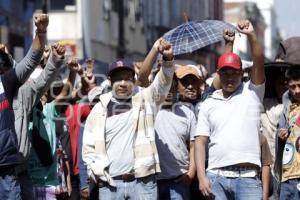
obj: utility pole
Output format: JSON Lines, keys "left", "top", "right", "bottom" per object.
{"left": 117, "top": 0, "right": 125, "bottom": 58}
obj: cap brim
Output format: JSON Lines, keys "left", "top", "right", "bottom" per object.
{"left": 108, "top": 66, "right": 135, "bottom": 77}
{"left": 264, "top": 62, "right": 293, "bottom": 68}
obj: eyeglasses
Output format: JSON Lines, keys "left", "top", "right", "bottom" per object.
{"left": 179, "top": 77, "right": 202, "bottom": 87}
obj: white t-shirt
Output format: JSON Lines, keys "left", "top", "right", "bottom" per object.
{"left": 105, "top": 109, "right": 136, "bottom": 177}
{"left": 155, "top": 103, "right": 196, "bottom": 179}
{"left": 196, "top": 81, "right": 265, "bottom": 170}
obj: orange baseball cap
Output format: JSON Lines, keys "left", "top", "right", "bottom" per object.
{"left": 175, "top": 65, "right": 201, "bottom": 80}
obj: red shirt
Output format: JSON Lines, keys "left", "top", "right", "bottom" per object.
{"left": 65, "top": 103, "right": 91, "bottom": 175}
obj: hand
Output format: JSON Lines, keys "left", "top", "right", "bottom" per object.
{"left": 278, "top": 128, "right": 289, "bottom": 140}
{"left": 0, "top": 44, "right": 9, "bottom": 54}
{"left": 237, "top": 19, "right": 254, "bottom": 35}
{"left": 80, "top": 188, "right": 89, "bottom": 199}
{"left": 177, "top": 173, "right": 193, "bottom": 186}
{"left": 67, "top": 57, "right": 81, "bottom": 72}
{"left": 223, "top": 29, "right": 235, "bottom": 43}
{"left": 156, "top": 39, "right": 173, "bottom": 61}
{"left": 51, "top": 43, "right": 65, "bottom": 59}
{"left": 199, "top": 175, "right": 214, "bottom": 198}
{"left": 85, "top": 58, "right": 94, "bottom": 75}
{"left": 67, "top": 184, "right": 72, "bottom": 197}
{"left": 153, "top": 38, "right": 164, "bottom": 53}
{"left": 34, "top": 13, "right": 49, "bottom": 33}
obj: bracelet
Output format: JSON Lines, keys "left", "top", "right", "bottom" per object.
{"left": 35, "top": 30, "right": 47, "bottom": 35}
{"left": 162, "top": 55, "right": 174, "bottom": 61}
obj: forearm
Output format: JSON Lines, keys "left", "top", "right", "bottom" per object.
{"left": 14, "top": 46, "right": 44, "bottom": 83}
{"left": 248, "top": 33, "right": 265, "bottom": 84}
{"left": 32, "top": 31, "right": 47, "bottom": 50}
{"left": 262, "top": 166, "right": 270, "bottom": 200}
{"left": 55, "top": 70, "right": 77, "bottom": 102}
{"left": 195, "top": 137, "right": 208, "bottom": 180}
{"left": 224, "top": 42, "right": 234, "bottom": 53}
{"left": 149, "top": 60, "right": 174, "bottom": 104}
{"left": 188, "top": 142, "right": 196, "bottom": 178}
{"left": 33, "top": 54, "right": 64, "bottom": 103}
{"left": 138, "top": 47, "right": 159, "bottom": 87}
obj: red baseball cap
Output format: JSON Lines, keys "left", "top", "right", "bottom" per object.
{"left": 217, "top": 52, "right": 242, "bottom": 70}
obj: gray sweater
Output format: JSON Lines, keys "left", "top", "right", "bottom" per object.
{"left": 13, "top": 53, "right": 64, "bottom": 172}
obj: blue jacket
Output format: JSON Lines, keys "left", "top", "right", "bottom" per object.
{"left": 0, "top": 47, "right": 43, "bottom": 167}
{"left": 0, "top": 79, "right": 18, "bottom": 166}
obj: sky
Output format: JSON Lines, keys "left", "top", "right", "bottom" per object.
{"left": 275, "top": 0, "right": 300, "bottom": 39}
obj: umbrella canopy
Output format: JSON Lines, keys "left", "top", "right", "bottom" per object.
{"left": 163, "top": 20, "right": 236, "bottom": 55}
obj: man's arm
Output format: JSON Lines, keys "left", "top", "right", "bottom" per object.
{"left": 224, "top": 29, "right": 235, "bottom": 53}
{"left": 211, "top": 29, "right": 236, "bottom": 90}
{"left": 13, "top": 14, "right": 49, "bottom": 83}
{"left": 31, "top": 43, "right": 65, "bottom": 106}
{"left": 54, "top": 58, "right": 79, "bottom": 103}
{"left": 145, "top": 39, "right": 174, "bottom": 106}
{"left": 195, "top": 136, "right": 213, "bottom": 197}
{"left": 262, "top": 165, "right": 271, "bottom": 200}
{"left": 237, "top": 20, "right": 265, "bottom": 85}
{"left": 136, "top": 38, "right": 164, "bottom": 87}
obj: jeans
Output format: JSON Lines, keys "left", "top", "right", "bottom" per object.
{"left": 207, "top": 172, "right": 262, "bottom": 200}
{"left": 157, "top": 178, "right": 190, "bottom": 200}
{"left": 0, "top": 168, "right": 21, "bottom": 200}
{"left": 18, "top": 169, "right": 34, "bottom": 200}
{"left": 98, "top": 175, "right": 157, "bottom": 200}
{"left": 280, "top": 178, "right": 300, "bottom": 200}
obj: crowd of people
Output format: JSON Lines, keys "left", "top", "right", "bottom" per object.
{"left": 0, "top": 13, "right": 300, "bottom": 200}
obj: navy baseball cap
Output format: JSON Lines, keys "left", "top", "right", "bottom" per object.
{"left": 108, "top": 60, "right": 135, "bottom": 77}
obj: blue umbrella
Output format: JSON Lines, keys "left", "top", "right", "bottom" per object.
{"left": 163, "top": 20, "right": 236, "bottom": 55}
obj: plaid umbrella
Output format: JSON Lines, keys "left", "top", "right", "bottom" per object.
{"left": 163, "top": 20, "right": 236, "bottom": 55}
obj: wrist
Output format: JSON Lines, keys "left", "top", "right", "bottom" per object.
{"left": 162, "top": 55, "right": 174, "bottom": 61}
{"left": 152, "top": 46, "right": 159, "bottom": 53}
{"left": 35, "top": 29, "right": 47, "bottom": 36}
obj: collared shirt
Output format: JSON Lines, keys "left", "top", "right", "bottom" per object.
{"left": 196, "top": 81, "right": 265, "bottom": 170}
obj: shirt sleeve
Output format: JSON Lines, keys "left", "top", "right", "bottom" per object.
{"left": 248, "top": 81, "right": 265, "bottom": 102}
{"left": 195, "top": 103, "right": 210, "bottom": 137}
{"left": 189, "top": 110, "right": 197, "bottom": 141}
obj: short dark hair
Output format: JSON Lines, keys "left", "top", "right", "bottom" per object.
{"left": 0, "top": 51, "right": 13, "bottom": 69}
{"left": 285, "top": 64, "right": 300, "bottom": 82}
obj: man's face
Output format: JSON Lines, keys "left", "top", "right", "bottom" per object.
{"left": 288, "top": 79, "right": 300, "bottom": 102}
{"left": 110, "top": 69, "right": 135, "bottom": 99}
{"left": 218, "top": 67, "right": 243, "bottom": 94}
{"left": 177, "top": 74, "right": 201, "bottom": 101}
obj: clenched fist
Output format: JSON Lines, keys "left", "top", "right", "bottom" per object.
{"left": 52, "top": 43, "right": 65, "bottom": 59}
{"left": 67, "top": 57, "right": 81, "bottom": 72}
{"left": 155, "top": 38, "right": 173, "bottom": 61}
{"left": 34, "top": 13, "right": 49, "bottom": 33}
{"left": 237, "top": 19, "right": 254, "bottom": 35}
{"left": 223, "top": 29, "right": 235, "bottom": 43}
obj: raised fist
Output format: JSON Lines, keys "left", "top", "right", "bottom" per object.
{"left": 237, "top": 19, "right": 254, "bottom": 35}
{"left": 51, "top": 43, "right": 65, "bottom": 59}
{"left": 84, "top": 58, "right": 94, "bottom": 75}
{"left": 34, "top": 13, "right": 49, "bottom": 33}
{"left": 155, "top": 38, "right": 173, "bottom": 61}
{"left": 223, "top": 29, "right": 235, "bottom": 43}
{"left": 67, "top": 57, "right": 81, "bottom": 72}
